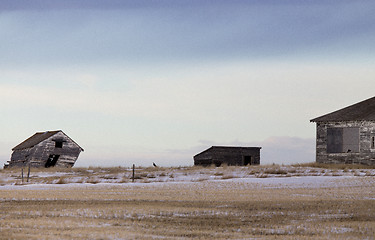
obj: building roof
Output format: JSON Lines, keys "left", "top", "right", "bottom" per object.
{"left": 194, "top": 146, "right": 261, "bottom": 157}
{"left": 310, "top": 96, "right": 375, "bottom": 123}
{"left": 12, "top": 130, "right": 84, "bottom": 151}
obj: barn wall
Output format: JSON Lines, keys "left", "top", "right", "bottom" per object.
{"left": 193, "top": 150, "right": 213, "bottom": 166}
{"left": 8, "top": 131, "right": 82, "bottom": 168}
{"left": 9, "top": 148, "right": 36, "bottom": 167}
{"left": 30, "top": 132, "right": 82, "bottom": 168}
{"left": 316, "top": 121, "right": 375, "bottom": 165}
{"left": 194, "top": 147, "right": 261, "bottom": 166}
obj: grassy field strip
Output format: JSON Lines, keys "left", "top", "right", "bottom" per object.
{"left": 1, "top": 164, "right": 375, "bottom": 186}
{"left": 1, "top": 173, "right": 375, "bottom": 239}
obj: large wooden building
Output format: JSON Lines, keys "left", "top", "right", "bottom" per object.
{"left": 194, "top": 146, "right": 261, "bottom": 167}
{"left": 6, "top": 130, "right": 84, "bottom": 168}
{"left": 310, "top": 96, "right": 375, "bottom": 165}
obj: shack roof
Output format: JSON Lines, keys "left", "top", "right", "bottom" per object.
{"left": 12, "top": 130, "right": 84, "bottom": 151}
{"left": 194, "top": 146, "right": 261, "bottom": 157}
{"left": 310, "top": 96, "right": 375, "bottom": 123}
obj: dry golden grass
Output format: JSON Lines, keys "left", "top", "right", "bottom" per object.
{"left": 293, "top": 162, "right": 375, "bottom": 169}
{"left": 1, "top": 163, "right": 375, "bottom": 185}
{"left": 1, "top": 176, "right": 375, "bottom": 239}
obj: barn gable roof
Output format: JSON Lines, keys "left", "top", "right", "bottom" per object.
{"left": 12, "top": 130, "right": 84, "bottom": 151}
{"left": 194, "top": 146, "right": 261, "bottom": 157}
{"left": 310, "top": 96, "right": 375, "bottom": 123}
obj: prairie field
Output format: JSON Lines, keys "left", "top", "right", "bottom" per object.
{"left": 1, "top": 164, "right": 375, "bottom": 239}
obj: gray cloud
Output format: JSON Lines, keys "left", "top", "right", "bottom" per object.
{"left": 1, "top": 1, "right": 374, "bottom": 68}
{"left": 0, "top": 0, "right": 161, "bottom": 11}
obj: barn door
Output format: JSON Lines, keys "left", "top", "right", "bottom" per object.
{"left": 243, "top": 156, "right": 252, "bottom": 165}
{"left": 45, "top": 154, "right": 60, "bottom": 168}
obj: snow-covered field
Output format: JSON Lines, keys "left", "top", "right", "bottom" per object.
{"left": 1, "top": 165, "right": 375, "bottom": 239}
{"left": 1, "top": 175, "right": 373, "bottom": 191}
{"left": 1, "top": 164, "right": 375, "bottom": 186}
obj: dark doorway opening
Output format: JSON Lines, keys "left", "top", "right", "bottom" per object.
{"left": 45, "top": 154, "right": 60, "bottom": 168}
{"left": 243, "top": 156, "right": 252, "bottom": 165}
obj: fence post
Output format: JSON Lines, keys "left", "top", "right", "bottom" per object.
{"left": 21, "top": 168, "right": 24, "bottom": 184}
{"left": 132, "top": 164, "right": 135, "bottom": 182}
{"left": 27, "top": 164, "right": 31, "bottom": 183}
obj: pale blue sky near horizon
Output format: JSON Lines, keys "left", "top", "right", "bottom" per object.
{"left": 1, "top": 0, "right": 374, "bottom": 167}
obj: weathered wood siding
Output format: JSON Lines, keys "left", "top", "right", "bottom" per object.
{"left": 9, "top": 131, "right": 82, "bottom": 168}
{"left": 193, "top": 150, "right": 214, "bottom": 166}
{"left": 316, "top": 121, "right": 375, "bottom": 165}
{"left": 8, "top": 148, "right": 37, "bottom": 168}
{"left": 194, "top": 147, "right": 261, "bottom": 166}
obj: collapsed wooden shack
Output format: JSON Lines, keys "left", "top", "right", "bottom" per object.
{"left": 194, "top": 146, "right": 261, "bottom": 167}
{"left": 6, "top": 130, "right": 84, "bottom": 168}
{"left": 310, "top": 96, "right": 375, "bottom": 165}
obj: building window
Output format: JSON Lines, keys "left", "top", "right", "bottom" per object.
{"left": 327, "top": 127, "right": 359, "bottom": 153}
{"left": 371, "top": 136, "right": 375, "bottom": 149}
{"left": 55, "top": 141, "right": 63, "bottom": 148}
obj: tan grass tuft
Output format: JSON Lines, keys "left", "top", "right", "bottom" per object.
{"left": 56, "top": 176, "right": 67, "bottom": 184}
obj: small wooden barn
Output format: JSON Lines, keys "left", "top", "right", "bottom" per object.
{"left": 6, "top": 130, "right": 84, "bottom": 168}
{"left": 310, "top": 96, "right": 375, "bottom": 165}
{"left": 194, "top": 146, "right": 261, "bottom": 167}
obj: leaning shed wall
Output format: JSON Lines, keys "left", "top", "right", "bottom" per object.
{"left": 28, "top": 132, "right": 82, "bottom": 168}
{"left": 9, "top": 131, "right": 83, "bottom": 168}
{"left": 316, "top": 121, "right": 375, "bottom": 165}
{"left": 8, "top": 148, "right": 37, "bottom": 168}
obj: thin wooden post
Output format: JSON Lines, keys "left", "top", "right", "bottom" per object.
{"left": 21, "top": 168, "right": 24, "bottom": 184}
{"left": 27, "top": 165, "right": 31, "bottom": 183}
{"left": 132, "top": 164, "right": 135, "bottom": 182}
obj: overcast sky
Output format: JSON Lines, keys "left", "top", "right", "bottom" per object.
{"left": 1, "top": 0, "right": 374, "bottom": 167}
